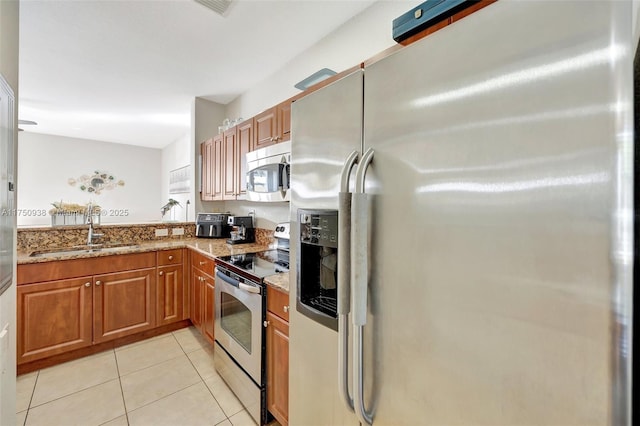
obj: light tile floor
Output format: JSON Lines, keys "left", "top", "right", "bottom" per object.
{"left": 16, "top": 327, "right": 258, "bottom": 426}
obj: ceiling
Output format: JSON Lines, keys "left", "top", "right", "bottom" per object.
{"left": 19, "top": 0, "right": 376, "bottom": 149}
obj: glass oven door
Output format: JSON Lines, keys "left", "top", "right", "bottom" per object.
{"left": 214, "top": 267, "right": 263, "bottom": 385}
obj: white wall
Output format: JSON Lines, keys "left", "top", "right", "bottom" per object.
{"left": 225, "top": 0, "right": 422, "bottom": 119}
{"left": 161, "top": 132, "right": 194, "bottom": 222}
{"left": 0, "top": 0, "right": 18, "bottom": 424}
{"left": 17, "top": 132, "right": 162, "bottom": 226}
{"left": 215, "top": 1, "right": 422, "bottom": 229}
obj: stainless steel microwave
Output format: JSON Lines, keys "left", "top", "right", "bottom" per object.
{"left": 246, "top": 141, "right": 291, "bottom": 202}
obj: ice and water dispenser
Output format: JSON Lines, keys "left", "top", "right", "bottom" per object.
{"left": 296, "top": 209, "right": 339, "bottom": 331}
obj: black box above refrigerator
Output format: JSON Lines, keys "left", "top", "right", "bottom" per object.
{"left": 392, "top": 0, "right": 476, "bottom": 43}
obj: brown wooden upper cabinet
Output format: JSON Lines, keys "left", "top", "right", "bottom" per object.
{"left": 236, "top": 118, "right": 253, "bottom": 199}
{"left": 201, "top": 138, "right": 214, "bottom": 201}
{"left": 254, "top": 107, "right": 277, "bottom": 149}
{"left": 254, "top": 101, "right": 291, "bottom": 149}
{"left": 200, "top": 135, "right": 223, "bottom": 201}
{"left": 212, "top": 134, "right": 224, "bottom": 200}
{"left": 276, "top": 100, "right": 291, "bottom": 143}
{"left": 223, "top": 126, "right": 237, "bottom": 200}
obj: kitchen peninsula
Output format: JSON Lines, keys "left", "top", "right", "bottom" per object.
{"left": 15, "top": 222, "right": 289, "bottom": 376}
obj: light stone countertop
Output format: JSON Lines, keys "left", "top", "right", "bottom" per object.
{"left": 17, "top": 238, "right": 270, "bottom": 265}
{"left": 18, "top": 237, "right": 290, "bottom": 294}
{"left": 264, "top": 272, "right": 290, "bottom": 293}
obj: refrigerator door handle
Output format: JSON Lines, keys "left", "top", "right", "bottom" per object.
{"left": 338, "top": 150, "right": 358, "bottom": 412}
{"left": 352, "top": 148, "right": 374, "bottom": 425}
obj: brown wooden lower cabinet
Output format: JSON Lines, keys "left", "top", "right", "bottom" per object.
{"left": 202, "top": 273, "right": 215, "bottom": 343}
{"left": 16, "top": 250, "right": 188, "bottom": 366}
{"left": 266, "top": 311, "right": 289, "bottom": 426}
{"left": 191, "top": 266, "right": 203, "bottom": 330}
{"left": 191, "top": 264, "right": 215, "bottom": 344}
{"left": 157, "top": 263, "right": 185, "bottom": 326}
{"left": 17, "top": 277, "right": 93, "bottom": 364}
{"left": 93, "top": 268, "right": 156, "bottom": 343}
{"left": 266, "top": 285, "right": 290, "bottom": 426}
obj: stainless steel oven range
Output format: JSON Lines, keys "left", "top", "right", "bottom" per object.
{"left": 214, "top": 223, "right": 289, "bottom": 425}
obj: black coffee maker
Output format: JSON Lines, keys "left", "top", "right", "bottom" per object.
{"left": 226, "top": 216, "right": 255, "bottom": 245}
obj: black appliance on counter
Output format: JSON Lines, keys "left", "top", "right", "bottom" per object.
{"left": 195, "top": 213, "right": 230, "bottom": 238}
{"left": 214, "top": 222, "right": 290, "bottom": 425}
{"left": 226, "top": 215, "right": 255, "bottom": 245}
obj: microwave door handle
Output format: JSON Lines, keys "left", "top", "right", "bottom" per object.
{"left": 280, "top": 163, "right": 290, "bottom": 193}
{"left": 338, "top": 150, "right": 358, "bottom": 413}
{"left": 352, "top": 148, "right": 374, "bottom": 426}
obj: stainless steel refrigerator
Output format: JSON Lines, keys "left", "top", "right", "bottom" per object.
{"left": 289, "top": 1, "right": 633, "bottom": 425}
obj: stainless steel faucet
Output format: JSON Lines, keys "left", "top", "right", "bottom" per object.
{"left": 86, "top": 203, "right": 104, "bottom": 245}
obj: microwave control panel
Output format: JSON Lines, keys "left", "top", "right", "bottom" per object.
{"left": 299, "top": 209, "right": 338, "bottom": 248}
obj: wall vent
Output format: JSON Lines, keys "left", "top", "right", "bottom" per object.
{"left": 194, "top": 0, "right": 233, "bottom": 17}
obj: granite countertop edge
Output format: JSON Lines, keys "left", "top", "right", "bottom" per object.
{"left": 17, "top": 238, "right": 290, "bottom": 293}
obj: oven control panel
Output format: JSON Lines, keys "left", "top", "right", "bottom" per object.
{"left": 299, "top": 209, "right": 338, "bottom": 248}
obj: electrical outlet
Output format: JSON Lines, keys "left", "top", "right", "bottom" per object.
{"left": 155, "top": 228, "right": 169, "bottom": 237}
{"left": 172, "top": 227, "right": 184, "bottom": 236}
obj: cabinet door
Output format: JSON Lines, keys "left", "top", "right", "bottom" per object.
{"left": 202, "top": 273, "right": 215, "bottom": 344}
{"left": 191, "top": 267, "right": 203, "bottom": 329}
{"left": 212, "top": 134, "right": 224, "bottom": 201}
{"left": 223, "top": 127, "right": 237, "bottom": 200}
{"left": 254, "top": 107, "right": 277, "bottom": 149}
{"left": 93, "top": 268, "right": 156, "bottom": 343}
{"left": 266, "top": 311, "right": 289, "bottom": 426}
{"left": 157, "top": 264, "right": 184, "bottom": 326}
{"left": 201, "top": 139, "right": 214, "bottom": 201}
{"left": 277, "top": 100, "right": 291, "bottom": 143}
{"left": 236, "top": 119, "right": 253, "bottom": 198}
{"left": 17, "top": 277, "right": 93, "bottom": 364}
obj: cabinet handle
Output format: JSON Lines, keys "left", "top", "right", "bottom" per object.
{"left": 263, "top": 320, "right": 270, "bottom": 328}
{"left": 159, "top": 271, "right": 164, "bottom": 276}
{"left": 199, "top": 261, "right": 206, "bottom": 266}
{"left": 283, "top": 305, "right": 289, "bottom": 313}
{"left": 95, "top": 280, "right": 102, "bottom": 286}
{"left": 168, "top": 255, "right": 173, "bottom": 260}
{"left": 84, "top": 282, "right": 91, "bottom": 287}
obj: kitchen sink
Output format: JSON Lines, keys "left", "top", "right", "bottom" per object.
{"left": 29, "top": 243, "right": 140, "bottom": 257}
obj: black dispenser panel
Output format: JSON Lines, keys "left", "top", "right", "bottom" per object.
{"left": 296, "top": 209, "right": 339, "bottom": 331}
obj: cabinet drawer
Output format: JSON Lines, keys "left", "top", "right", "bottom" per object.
{"left": 190, "top": 250, "right": 215, "bottom": 276}
{"left": 18, "top": 252, "right": 156, "bottom": 284}
{"left": 158, "top": 249, "right": 183, "bottom": 266}
{"left": 267, "top": 285, "right": 289, "bottom": 322}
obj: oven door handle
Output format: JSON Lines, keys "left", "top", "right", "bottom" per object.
{"left": 216, "top": 269, "right": 239, "bottom": 287}
{"left": 239, "top": 282, "right": 261, "bottom": 294}
{"left": 216, "top": 269, "right": 261, "bottom": 294}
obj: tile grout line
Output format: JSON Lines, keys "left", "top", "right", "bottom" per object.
{"left": 113, "top": 348, "right": 131, "bottom": 426}
{"left": 25, "top": 351, "right": 119, "bottom": 410}
{"left": 118, "top": 330, "right": 203, "bottom": 416}
{"left": 123, "top": 382, "right": 204, "bottom": 416}
{"left": 22, "top": 369, "right": 39, "bottom": 426}
{"left": 172, "top": 329, "right": 236, "bottom": 423}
